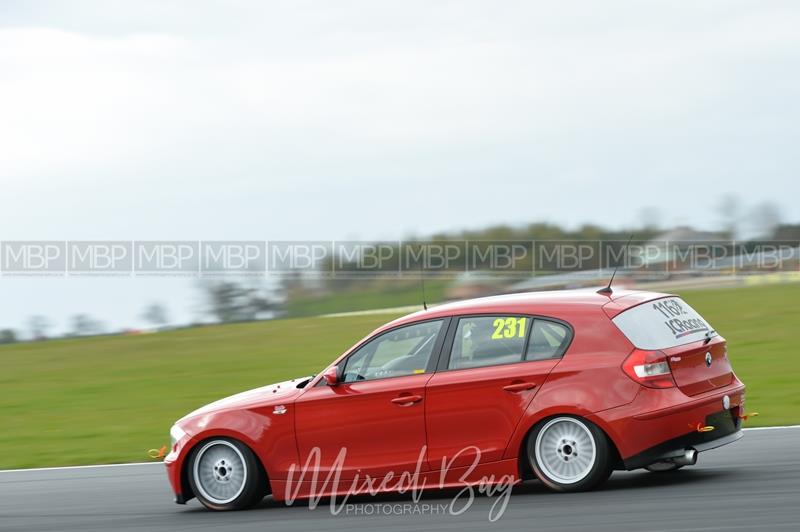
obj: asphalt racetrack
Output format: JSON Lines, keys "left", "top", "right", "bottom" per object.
{"left": 1, "top": 427, "right": 798, "bottom": 531}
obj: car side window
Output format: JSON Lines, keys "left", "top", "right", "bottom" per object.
{"left": 448, "top": 316, "right": 531, "bottom": 370}
{"left": 526, "top": 319, "right": 570, "bottom": 360}
{"left": 341, "top": 320, "right": 443, "bottom": 383}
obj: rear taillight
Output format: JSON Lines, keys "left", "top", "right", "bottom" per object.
{"left": 622, "top": 349, "right": 676, "bottom": 388}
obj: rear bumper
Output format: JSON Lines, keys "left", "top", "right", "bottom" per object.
{"left": 590, "top": 380, "right": 746, "bottom": 468}
{"left": 622, "top": 417, "right": 742, "bottom": 470}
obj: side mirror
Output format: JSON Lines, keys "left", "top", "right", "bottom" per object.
{"left": 322, "top": 365, "right": 339, "bottom": 386}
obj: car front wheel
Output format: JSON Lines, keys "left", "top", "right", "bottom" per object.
{"left": 527, "top": 416, "right": 613, "bottom": 492}
{"left": 188, "top": 438, "right": 265, "bottom": 510}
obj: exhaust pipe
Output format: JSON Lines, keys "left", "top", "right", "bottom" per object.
{"left": 673, "top": 449, "right": 697, "bottom": 466}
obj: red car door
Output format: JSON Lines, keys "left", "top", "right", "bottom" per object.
{"left": 294, "top": 319, "right": 446, "bottom": 479}
{"left": 425, "top": 316, "right": 570, "bottom": 469}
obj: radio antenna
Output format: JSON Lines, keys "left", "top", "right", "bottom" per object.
{"left": 597, "top": 234, "right": 634, "bottom": 295}
{"left": 418, "top": 245, "right": 427, "bottom": 310}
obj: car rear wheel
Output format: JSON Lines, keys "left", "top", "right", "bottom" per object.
{"left": 527, "top": 416, "right": 613, "bottom": 492}
{"left": 188, "top": 438, "right": 265, "bottom": 510}
{"left": 645, "top": 461, "right": 684, "bottom": 473}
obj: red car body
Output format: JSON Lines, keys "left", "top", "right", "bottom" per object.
{"left": 164, "top": 289, "right": 745, "bottom": 507}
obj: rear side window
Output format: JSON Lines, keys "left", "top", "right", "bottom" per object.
{"left": 612, "top": 296, "right": 715, "bottom": 350}
{"left": 449, "top": 316, "right": 530, "bottom": 369}
{"left": 447, "top": 316, "right": 571, "bottom": 369}
{"left": 527, "top": 319, "right": 570, "bottom": 361}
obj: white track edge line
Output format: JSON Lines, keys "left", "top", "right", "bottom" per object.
{"left": 741, "top": 424, "right": 800, "bottom": 431}
{"left": 2, "top": 425, "right": 798, "bottom": 473}
{"left": 0, "top": 461, "right": 162, "bottom": 473}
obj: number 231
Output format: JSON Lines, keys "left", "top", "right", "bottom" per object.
{"left": 492, "top": 317, "right": 527, "bottom": 339}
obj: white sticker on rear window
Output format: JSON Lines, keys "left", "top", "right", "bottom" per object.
{"left": 612, "top": 297, "right": 714, "bottom": 350}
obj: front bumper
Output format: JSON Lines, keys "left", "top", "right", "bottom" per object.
{"left": 164, "top": 434, "right": 195, "bottom": 504}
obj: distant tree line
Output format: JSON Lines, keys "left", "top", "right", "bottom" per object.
{"left": 2, "top": 196, "right": 795, "bottom": 342}
{"left": 200, "top": 280, "right": 276, "bottom": 323}
{"left": 0, "top": 329, "right": 16, "bottom": 344}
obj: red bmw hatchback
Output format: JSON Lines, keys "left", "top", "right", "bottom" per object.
{"left": 164, "top": 289, "right": 746, "bottom": 510}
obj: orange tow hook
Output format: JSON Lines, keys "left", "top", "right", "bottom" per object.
{"left": 688, "top": 422, "right": 715, "bottom": 433}
{"left": 148, "top": 445, "right": 167, "bottom": 459}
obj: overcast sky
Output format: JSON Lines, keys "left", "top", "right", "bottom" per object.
{"left": 1, "top": 1, "right": 799, "bottom": 334}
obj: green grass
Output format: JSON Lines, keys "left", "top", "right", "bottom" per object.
{"left": 675, "top": 283, "right": 800, "bottom": 429}
{"left": 0, "top": 283, "right": 797, "bottom": 469}
{"left": 0, "top": 314, "right": 401, "bottom": 469}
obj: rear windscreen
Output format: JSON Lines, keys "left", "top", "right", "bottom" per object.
{"left": 611, "top": 297, "right": 715, "bottom": 350}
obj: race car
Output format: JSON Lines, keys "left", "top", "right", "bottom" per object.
{"left": 164, "top": 289, "right": 745, "bottom": 510}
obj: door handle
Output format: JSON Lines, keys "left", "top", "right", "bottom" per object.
{"left": 391, "top": 394, "right": 423, "bottom": 406}
{"left": 503, "top": 382, "right": 537, "bottom": 393}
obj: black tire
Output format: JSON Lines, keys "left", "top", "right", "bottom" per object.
{"left": 187, "top": 438, "right": 265, "bottom": 511}
{"left": 645, "top": 461, "right": 685, "bottom": 473}
{"left": 526, "top": 416, "right": 614, "bottom": 492}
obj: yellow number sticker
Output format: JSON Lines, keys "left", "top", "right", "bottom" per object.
{"left": 491, "top": 317, "right": 527, "bottom": 339}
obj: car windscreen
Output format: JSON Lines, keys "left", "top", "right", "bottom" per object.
{"left": 611, "top": 296, "right": 716, "bottom": 350}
